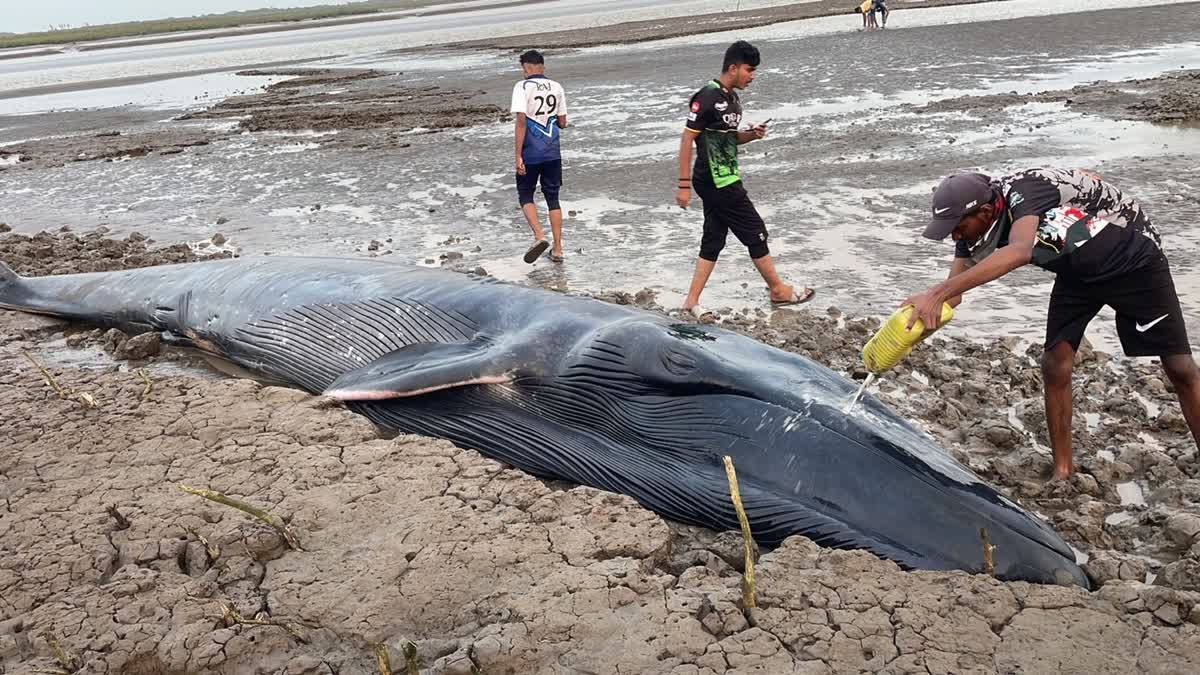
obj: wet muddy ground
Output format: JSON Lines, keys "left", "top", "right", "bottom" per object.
{"left": 3, "top": 0, "right": 1200, "bottom": 671}
{"left": 2, "top": 1, "right": 1199, "bottom": 354}
{"left": 2, "top": 230, "right": 1199, "bottom": 673}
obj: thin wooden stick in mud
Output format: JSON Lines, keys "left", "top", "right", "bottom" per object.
{"left": 218, "top": 601, "right": 307, "bottom": 642}
{"left": 44, "top": 633, "right": 78, "bottom": 673}
{"left": 178, "top": 484, "right": 301, "bottom": 550}
{"left": 188, "top": 527, "right": 220, "bottom": 561}
{"left": 723, "top": 455, "right": 757, "bottom": 611}
{"left": 136, "top": 368, "right": 153, "bottom": 400}
{"left": 22, "top": 349, "right": 69, "bottom": 399}
{"left": 373, "top": 643, "right": 393, "bottom": 675}
{"left": 105, "top": 505, "right": 131, "bottom": 530}
{"left": 401, "top": 640, "right": 419, "bottom": 675}
{"left": 980, "top": 527, "right": 996, "bottom": 577}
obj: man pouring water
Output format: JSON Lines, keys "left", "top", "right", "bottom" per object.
{"left": 901, "top": 168, "right": 1200, "bottom": 481}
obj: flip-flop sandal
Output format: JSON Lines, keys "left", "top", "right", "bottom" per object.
{"left": 523, "top": 240, "right": 550, "bottom": 264}
{"left": 550, "top": 253, "right": 564, "bottom": 263}
{"left": 684, "top": 305, "right": 715, "bottom": 322}
{"left": 770, "top": 287, "right": 816, "bottom": 306}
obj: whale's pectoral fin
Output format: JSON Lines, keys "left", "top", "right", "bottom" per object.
{"left": 322, "top": 339, "right": 514, "bottom": 401}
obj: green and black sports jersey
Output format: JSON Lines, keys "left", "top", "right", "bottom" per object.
{"left": 685, "top": 80, "right": 743, "bottom": 188}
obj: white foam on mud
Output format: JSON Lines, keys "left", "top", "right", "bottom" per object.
{"left": 1132, "top": 391, "right": 1162, "bottom": 418}
{"left": 268, "top": 206, "right": 311, "bottom": 218}
{"left": 322, "top": 204, "right": 379, "bottom": 223}
{"left": 1007, "top": 406, "right": 1026, "bottom": 432}
{"left": 0, "top": 135, "right": 52, "bottom": 147}
{"left": 1117, "top": 481, "right": 1147, "bottom": 506}
{"left": 0, "top": 154, "right": 22, "bottom": 166}
{"left": 442, "top": 184, "right": 489, "bottom": 199}
{"left": 1138, "top": 432, "right": 1167, "bottom": 452}
{"left": 406, "top": 189, "right": 447, "bottom": 207}
{"left": 329, "top": 176, "right": 361, "bottom": 190}
{"left": 559, "top": 196, "right": 644, "bottom": 217}
{"left": 268, "top": 142, "right": 321, "bottom": 155}
{"left": 1097, "top": 448, "right": 1116, "bottom": 462}
{"left": 1071, "top": 545, "right": 1089, "bottom": 566}
{"left": 188, "top": 239, "right": 239, "bottom": 256}
{"left": 1106, "top": 510, "right": 1136, "bottom": 526}
{"left": 271, "top": 130, "right": 339, "bottom": 138}
{"left": 1085, "top": 413, "right": 1101, "bottom": 431}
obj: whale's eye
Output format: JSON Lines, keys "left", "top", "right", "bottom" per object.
{"left": 661, "top": 343, "right": 698, "bottom": 377}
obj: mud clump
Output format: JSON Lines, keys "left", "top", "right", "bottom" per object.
{"left": 0, "top": 228, "right": 229, "bottom": 277}
{"left": 3, "top": 231, "right": 1200, "bottom": 673}
{"left": 916, "top": 69, "right": 1200, "bottom": 125}
{"left": 183, "top": 68, "right": 504, "bottom": 135}
{"left": 0, "top": 131, "right": 212, "bottom": 170}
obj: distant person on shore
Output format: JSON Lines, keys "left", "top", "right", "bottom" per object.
{"left": 902, "top": 168, "right": 1200, "bottom": 481}
{"left": 675, "top": 40, "right": 814, "bottom": 319}
{"left": 511, "top": 49, "right": 568, "bottom": 264}
{"left": 854, "top": 0, "right": 877, "bottom": 30}
{"left": 873, "top": 0, "right": 890, "bottom": 28}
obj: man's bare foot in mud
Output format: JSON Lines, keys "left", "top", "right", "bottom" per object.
{"left": 1050, "top": 463, "right": 1075, "bottom": 482}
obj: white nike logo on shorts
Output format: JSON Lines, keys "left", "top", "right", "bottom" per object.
{"left": 1136, "top": 314, "right": 1169, "bottom": 332}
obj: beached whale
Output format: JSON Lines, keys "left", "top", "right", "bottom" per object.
{"left": 0, "top": 256, "right": 1088, "bottom": 586}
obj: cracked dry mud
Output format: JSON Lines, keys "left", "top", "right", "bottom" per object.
{"left": 2, "top": 231, "right": 1200, "bottom": 674}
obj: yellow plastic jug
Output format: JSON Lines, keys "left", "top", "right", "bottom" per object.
{"left": 861, "top": 303, "right": 955, "bottom": 374}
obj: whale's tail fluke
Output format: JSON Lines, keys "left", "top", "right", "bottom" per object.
{"left": 0, "top": 261, "right": 27, "bottom": 308}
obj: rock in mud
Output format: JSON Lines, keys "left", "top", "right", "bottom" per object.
{"left": 115, "top": 332, "right": 161, "bottom": 360}
{"left": 1085, "top": 550, "right": 1151, "bottom": 587}
{"left": 1158, "top": 559, "right": 1200, "bottom": 592}
{"left": 1165, "top": 512, "right": 1200, "bottom": 549}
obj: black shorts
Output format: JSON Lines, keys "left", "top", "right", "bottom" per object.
{"left": 1046, "top": 255, "right": 1191, "bottom": 357}
{"left": 516, "top": 159, "right": 562, "bottom": 210}
{"left": 693, "top": 178, "right": 769, "bottom": 261}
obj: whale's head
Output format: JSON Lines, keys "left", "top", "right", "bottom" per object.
{"left": 538, "top": 317, "right": 1089, "bottom": 587}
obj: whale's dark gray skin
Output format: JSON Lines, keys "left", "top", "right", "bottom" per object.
{"left": 0, "top": 257, "right": 1087, "bottom": 587}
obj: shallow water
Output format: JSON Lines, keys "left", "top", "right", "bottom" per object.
{"left": 2, "top": 0, "right": 1199, "bottom": 356}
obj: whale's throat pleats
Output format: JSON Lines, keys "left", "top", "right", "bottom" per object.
{"left": 230, "top": 297, "right": 478, "bottom": 393}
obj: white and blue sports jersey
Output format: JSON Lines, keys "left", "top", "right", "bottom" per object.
{"left": 510, "top": 74, "right": 567, "bottom": 164}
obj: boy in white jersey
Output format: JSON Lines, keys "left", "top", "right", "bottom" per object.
{"left": 510, "top": 49, "right": 568, "bottom": 264}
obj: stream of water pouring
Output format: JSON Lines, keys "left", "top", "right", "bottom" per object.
{"left": 843, "top": 372, "right": 876, "bottom": 415}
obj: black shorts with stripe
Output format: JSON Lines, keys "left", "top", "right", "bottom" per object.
{"left": 693, "top": 176, "right": 769, "bottom": 261}
{"left": 1046, "top": 254, "right": 1191, "bottom": 356}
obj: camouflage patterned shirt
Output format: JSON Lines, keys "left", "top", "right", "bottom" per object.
{"left": 956, "top": 168, "right": 1163, "bottom": 282}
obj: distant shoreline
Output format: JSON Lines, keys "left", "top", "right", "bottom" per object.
{"left": 0, "top": 0, "right": 999, "bottom": 64}
{"left": 0, "top": 0, "right": 535, "bottom": 59}
{"left": 447, "top": 0, "right": 999, "bottom": 51}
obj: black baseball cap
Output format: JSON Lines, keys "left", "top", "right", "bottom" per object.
{"left": 923, "top": 173, "right": 994, "bottom": 240}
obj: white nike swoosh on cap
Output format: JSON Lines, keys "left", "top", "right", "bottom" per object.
{"left": 1136, "top": 314, "right": 1169, "bottom": 332}
{"left": 934, "top": 207, "right": 951, "bottom": 215}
